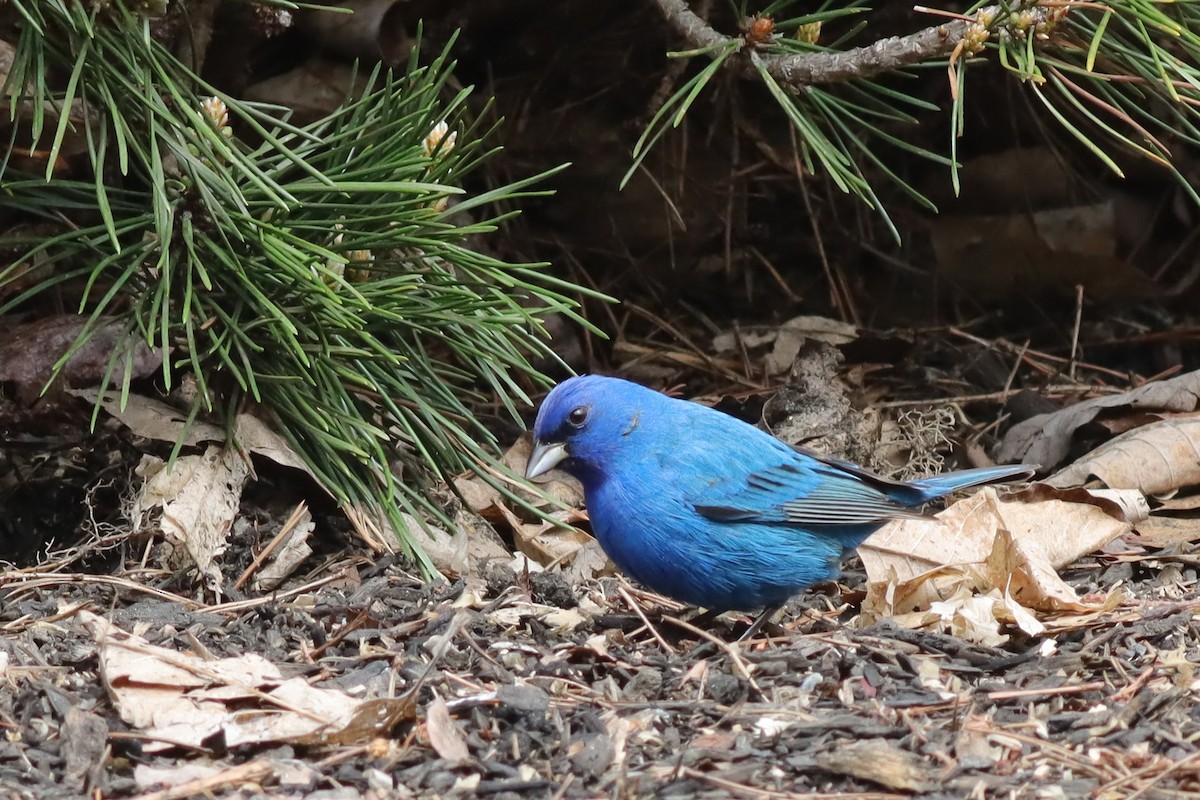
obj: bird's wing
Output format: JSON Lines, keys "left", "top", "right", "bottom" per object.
{"left": 691, "top": 452, "right": 924, "bottom": 527}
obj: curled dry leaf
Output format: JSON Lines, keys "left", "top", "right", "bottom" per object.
{"left": 71, "top": 389, "right": 226, "bottom": 445}
{"left": 453, "top": 432, "right": 592, "bottom": 570}
{"left": 858, "top": 484, "right": 1146, "bottom": 641}
{"left": 998, "top": 369, "right": 1200, "bottom": 469}
{"left": 930, "top": 203, "right": 1156, "bottom": 304}
{"left": 501, "top": 431, "right": 584, "bottom": 509}
{"left": 252, "top": 506, "right": 316, "bottom": 592}
{"left": 417, "top": 509, "right": 511, "bottom": 580}
{"left": 712, "top": 314, "right": 858, "bottom": 354}
{"left": 710, "top": 314, "right": 860, "bottom": 376}
{"left": 132, "top": 444, "right": 250, "bottom": 586}
{"left": 1047, "top": 414, "right": 1200, "bottom": 497}
{"left": 83, "top": 391, "right": 321, "bottom": 484}
{"left": 296, "top": 0, "right": 412, "bottom": 64}
{"left": 82, "top": 611, "right": 378, "bottom": 752}
{"left": 244, "top": 58, "right": 364, "bottom": 119}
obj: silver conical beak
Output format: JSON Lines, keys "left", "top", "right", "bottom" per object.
{"left": 526, "top": 440, "right": 568, "bottom": 479}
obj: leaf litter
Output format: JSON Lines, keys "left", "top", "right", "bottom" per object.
{"left": 5, "top": 358, "right": 1200, "bottom": 799}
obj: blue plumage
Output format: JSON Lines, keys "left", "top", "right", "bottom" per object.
{"left": 526, "top": 375, "right": 1033, "bottom": 614}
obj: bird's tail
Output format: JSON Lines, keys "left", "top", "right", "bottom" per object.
{"left": 908, "top": 464, "right": 1035, "bottom": 503}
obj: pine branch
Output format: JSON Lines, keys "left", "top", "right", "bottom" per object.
{"left": 652, "top": 0, "right": 978, "bottom": 87}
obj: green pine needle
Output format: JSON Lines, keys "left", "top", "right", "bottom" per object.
{"left": 0, "top": 1, "right": 606, "bottom": 570}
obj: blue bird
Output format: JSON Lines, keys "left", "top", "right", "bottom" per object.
{"left": 526, "top": 375, "right": 1033, "bottom": 635}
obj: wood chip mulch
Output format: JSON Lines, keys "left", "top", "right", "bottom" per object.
{"left": 2, "top": 549, "right": 1199, "bottom": 800}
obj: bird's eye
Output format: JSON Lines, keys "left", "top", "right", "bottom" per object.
{"left": 567, "top": 406, "right": 589, "bottom": 428}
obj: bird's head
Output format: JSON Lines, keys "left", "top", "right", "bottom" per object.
{"left": 525, "top": 375, "right": 652, "bottom": 484}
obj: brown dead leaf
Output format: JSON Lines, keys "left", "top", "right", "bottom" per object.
{"left": 453, "top": 433, "right": 591, "bottom": 570}
{"left": 132, "top": 444, "right": 250, "bottom": 586}
{"left": 1129, "top": 516, "right": 1200, "bottom": 550}
{"left": 688, "top": 730, "right": 737, "bottom": 751}
{"left": 297, "top": 696, "right": 417, "bottom": 747}
{"left": 1046, "top": 414, "right": 1200, "bottom": 497}
{"left": 425, "top": 697, "right": 469, "bottom": 763}
{"left": 859, "top": 484, "right": 1146, "bottom": 632}
{"left": 954, "top": 718, "right": 1001, "bottom": 767}
{"left": 1155, "top": 493, "right": 1200, "bottom": 512}
{"left": 296, "top": 2, "right": 411, "bottom": 64}
{"left": 998, "top": 369, "right": 1200, "bottom": 469}
{"left": 937, "top": 147, "right": 1081, "bottom": 211}
{"left": 61, "top": 708, "right": 107, "bottom": 791}
{"left": 710, "top": 315, "right": 859, "bottom": 375}
{"left": 0, "top": 40, "right": 13, "bottom": 89}
{"left": 70, "top": 390, "right": 226, "bottom": 446}
{"left": 244, "top": 58, "right": 365, "bottom": 120}
{"left": 511, "top": 515, "right": 593, "bottom": 568}
{"left": 500, "top": 432, "right": 584, "bottom": 509}
{"left": 82, "top": 611, "right": 366, "bottom": 752}
{"left": 133, "top": 760, "right": 274, "bottom": 796}
{"left": 418, "top": 510, "right": 511, "bottom": 580}
{"left": 85, "top": 392, "right": 323, "bottom": 485}
{"left": 937, "top": 587, "right": 1031, "bottom": 647}
{"left": 930, "top": 205, "right": 1157, "bottom": 303}
{"left": 563, "top": 539, "right": 615, "bottom": 585}
{"left": 252, "top": 506, "right": 315, "bottom": 592}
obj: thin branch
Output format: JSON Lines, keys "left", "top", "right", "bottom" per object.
{"left": 652, "top": 0, "right": 977, "bottom": 87}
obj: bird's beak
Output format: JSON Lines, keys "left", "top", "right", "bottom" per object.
{"left": 526, "top": 440, "right": 568, "bottom": 480}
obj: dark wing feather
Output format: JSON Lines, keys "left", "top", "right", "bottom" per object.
{"left": 692, "top": 454, "right": 927, "bottom": 528}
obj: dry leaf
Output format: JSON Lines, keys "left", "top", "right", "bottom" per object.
{"left": 712, "top": 314, "right": 858, "bottom": 358}
{"left": 244, "top": 58, "right": 364, "bottom": 119}
{"left": 133, "top": 444, "right": 250, "bottom": 585}
{"left": 391, "top": 509, "right": 511, "bottom": 581}
{"left": 906, "top": 586, "right": 1043, "bottom": 647}
{"left": 1047, "top": 414, "right": 1200, "bottom": 497}
{"left": 299, "top": 697, "right": 417, "bottom": 747}
{"left": 453, "top": 433, "right": 591, "bottom": 570}
{"left": 425, "top": 697, "right": 469, "bottom": 762}
{"left": 82, "top": 392, "right": 323, "bottom": 485}
{"left": 930, "top": 205, "right": 1156, "bottom": 303}
{"left": 69, "top": 390, "right": 226, "bottom": 445}
{"left": 253, "top": 507, "right": 316, "bottom": 592}
{"left": 296, "top": 2, "right": 412, "bottom": 63}
{"left": 234, "top": 413, "right": 317, "bottom": 476}
{"left": 83, "top": 611, "right": 369, "bottom": 752}
{"left": 760, "top": 316, "right": 860, "bottom": 375}
{"left": 999, "top": 369, "right": 1200, "bottom": 469}
{"left": 500, "top": 432, "right": 584, "bottom": 509}
{"left": 931, "top": 147, "right": 1082, "bottom": 211}
{"left": 1129, "top": 516, "right": 1200, "bottom": 549}
{"left": 563, "top": 539, "right": 615, "bottom": 585}
{"left": 859, "top": 485, "right": 1146, "bottom": 634}
{"left": 134, "top": 763, "right": 225, "bottom": 790}
{"left": 512, "top": 516, "right": 593, "bottom": 567}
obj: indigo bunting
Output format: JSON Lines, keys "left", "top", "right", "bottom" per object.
{"left": 526, "top": 375, "right": 1032, "bottom": 629}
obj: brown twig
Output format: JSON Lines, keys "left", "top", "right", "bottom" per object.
{"left": 617, "top": 582, "right": 676, "bottom": 656}
{"left": 233, "top": 502, "right": 310, "bottom": 590}
{"left": 662, "top": 614, "right": 763, "bottom": 696}
{"left": 131, "top": 758, "right": 274, "bottom": 800}
{"left": 986, "top": 680, "right": 1106, "bottom": 700}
